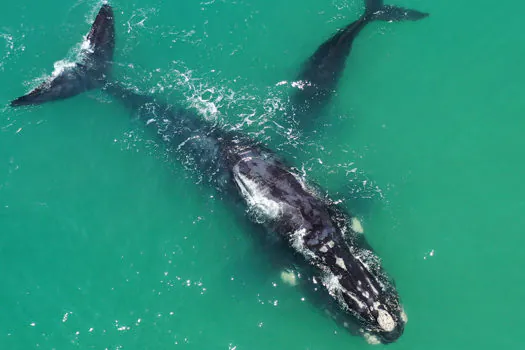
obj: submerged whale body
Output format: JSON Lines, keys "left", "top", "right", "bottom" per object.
{"left": 11, "top": 4, "right": 407, "bottom": 344}
{"left": 291, "top": 0, "right": 429, "bottom": 124}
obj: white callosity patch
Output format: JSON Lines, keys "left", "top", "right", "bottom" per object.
{"left": 351, "top": 217, "right": 364, "bottom": 234}
{"left": 376, "top": 309, "right": 396, "bottom": 332}
{"left": 233, "top": 165, "right": 283, "bottom": 221}
{"left": 335, "top": 256, "right": 347, "bottom": 270}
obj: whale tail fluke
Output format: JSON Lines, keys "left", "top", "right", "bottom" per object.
{"left": 10, "top": 4, "right": 115, "bottom": 107}
{"left": 364, "top": 0, "right": 429, "bottom": 22}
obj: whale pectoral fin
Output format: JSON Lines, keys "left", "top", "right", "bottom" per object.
{"left": 280, "top": 269, "right": 299, "bottom": 286}
{"left": 372, "top": 5, "right": 429, "bottom": 22}
{"left": 363, "top": 332, "right": 382, "bottom": 345}
{"left": 350, "top": 217, "right": 364, "bottom": 234}
{"left": 328, "top": 186, "right": 380, "bottom": 230}
{"left": 10, "top": 4, "right": 114, "bottom": 107}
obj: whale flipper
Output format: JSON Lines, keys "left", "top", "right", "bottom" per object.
{"left": 11, "top": 4, "right": 115, "bottom": 107}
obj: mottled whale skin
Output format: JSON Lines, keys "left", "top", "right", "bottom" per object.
{"left": 11, "top": 4, "right": 406, "bottom": 343}
{"left": 291, "top": 0, "right": 429, "bottom": 124}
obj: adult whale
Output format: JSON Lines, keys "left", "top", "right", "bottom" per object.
{"left": 11, "top": 4, "right": 408, "bottom": 344}
{"left": 290, "top": 0, "right": 429, "bottom": 125}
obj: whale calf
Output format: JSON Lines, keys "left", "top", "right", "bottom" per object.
{"left": 291, "top": 0, "right": 429, "bottom": 124}
{"left": 11, "top": 4, "right": 408, "bottom": 343}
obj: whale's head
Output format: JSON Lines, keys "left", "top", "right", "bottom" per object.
{"left": 292, "top": 223, "right": 407, "bottom": 344}
{"left": 318, "top": 241, "right": 407, "bottom": 344}
{"left": 356, "top": 302, "right": 407, "bottom": 344}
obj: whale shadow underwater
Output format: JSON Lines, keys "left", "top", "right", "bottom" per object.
{"left": 289, "top": 0, "right": 429, "bottom": 129}
{"left": 11, "top": 4, "right": 418, "bottom": 344}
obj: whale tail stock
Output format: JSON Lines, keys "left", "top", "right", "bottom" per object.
{"left": 10, "top": 4, "right": 115, "bottom": 107}
{"left": 364, "top": 0, "right": 429, "bottom": 22}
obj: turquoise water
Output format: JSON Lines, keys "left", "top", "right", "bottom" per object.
{"left": 1, "top": 0, "right": 525, "bottom": 349}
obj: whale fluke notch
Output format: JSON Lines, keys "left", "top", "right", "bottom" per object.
{"left": 10, "top": 4, "right": 115, "bottom": 107}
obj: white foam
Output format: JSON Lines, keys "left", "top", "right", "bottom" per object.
{"left": 52, "top": 60, "right": 76, "bottom": 77}
{"left": 291, "top": 80, "right": 312, "bottom": 90}
{"left": 233, "top": 167, "right": 282, "bottom": 220}
{"left": 80, "top": 38, "right": 93, "bottom": 53}
{"left": 290, "top": 228, "right": 310, "bottom": 256}
{"left": 0, "top": 33, "right": 15, "bottom": 71}
{"left": 190, "top": 91, "right": 219, "bottom": 121}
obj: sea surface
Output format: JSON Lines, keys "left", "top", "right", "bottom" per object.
{"left": 1, "top": 0, "right": 524, "bottom": 349}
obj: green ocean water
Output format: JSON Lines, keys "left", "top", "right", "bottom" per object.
{"left": 1, "top": 0, "right": 524, "bottom": 349}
